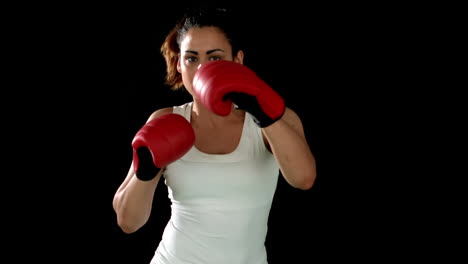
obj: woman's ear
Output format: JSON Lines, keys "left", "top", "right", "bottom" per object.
{"left": 234, "top": 50, "right": 244, "bottom": 64}
{"left": 177, "top": 55, "right": 182, "bottom": 73}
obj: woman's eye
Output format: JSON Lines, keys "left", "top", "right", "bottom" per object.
{"left": 209, "top": 56, "right": 221, "bottom": 61}
{"left": 186, "top": 57, "right": 198, "bottom": 62}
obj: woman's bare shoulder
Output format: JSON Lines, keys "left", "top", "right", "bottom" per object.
{"left": 146, "top": 107, "right": 174, "bottom": 123}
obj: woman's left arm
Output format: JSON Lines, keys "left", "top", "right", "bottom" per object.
{"left": 262, "top": 107, "right": 316, "bottom": 190}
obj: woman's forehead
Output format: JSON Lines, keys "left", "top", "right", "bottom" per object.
{"left": 180, "top": 27, "right": 230, "bottom": 49}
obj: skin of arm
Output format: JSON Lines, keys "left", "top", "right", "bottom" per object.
{"left": 112, "top": 107, "right": 173, "bottom": 233}
{"left": 262, "top": 107, "right": 317, "bottom": 190}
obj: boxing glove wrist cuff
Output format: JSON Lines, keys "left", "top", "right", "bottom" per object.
{"left": 134, "top": 146, "right": 161, "bottom": 181}
{"left": 254, "top": 108, "right": 285, "bottom": 128}
{"left": 136, "top": 166, "right": 161, "bottom": 181}
{"left": 228, "top": 92, "right": 285, "bottom": 128}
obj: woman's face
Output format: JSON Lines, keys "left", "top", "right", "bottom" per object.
{"left": 177, "top": 26, "right": 243, "bottom": 95}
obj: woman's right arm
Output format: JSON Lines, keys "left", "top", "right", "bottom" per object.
{"left": 113, "top": 107, "right": 173, "bottom": 234}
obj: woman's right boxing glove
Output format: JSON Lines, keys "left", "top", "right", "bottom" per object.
{"left": 131, "top": 113, "right": 195, "bottom": 181}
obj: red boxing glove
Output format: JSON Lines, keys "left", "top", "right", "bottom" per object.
{"left": 131, "top": 113, "right": 195, "bottom": 181}
{"left": 192, "top": 60, "right": 285, "bottom": 127}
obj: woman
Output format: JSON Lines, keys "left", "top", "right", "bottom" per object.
{"left": 113, "top": 7, "right": 316, "bottom": 263}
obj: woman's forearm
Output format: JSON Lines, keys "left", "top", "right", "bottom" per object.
{"left": 263, "top": 110, "right": 316, "bottom": 190}
{"left": 113, "top": 170, "right": 161, "bottom": 233}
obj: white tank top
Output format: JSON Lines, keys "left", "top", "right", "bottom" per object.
{"left": 151, "top": 102, "right": 279, "bottom": 264}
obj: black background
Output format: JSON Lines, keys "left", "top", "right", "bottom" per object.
{"left": 15, "top": 3, "right": 448, "bottom": 263}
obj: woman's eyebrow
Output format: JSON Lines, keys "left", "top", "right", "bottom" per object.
{"left": 206, "top": 49, "right": 225, "bottom": 54}
{"left": 183, "top": 49, "right": 225, "bottom": 55}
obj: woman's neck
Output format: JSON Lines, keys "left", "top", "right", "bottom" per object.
{"left": 191, "top": 99, "right": 244, "bottom": 128}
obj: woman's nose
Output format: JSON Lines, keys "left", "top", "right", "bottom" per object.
{"left": 197, "top": 57, "right": 213, "bottom": 69}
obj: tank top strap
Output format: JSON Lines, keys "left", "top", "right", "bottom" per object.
{"left": 172, "top": 101, "right": 192, "bottom": 122}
